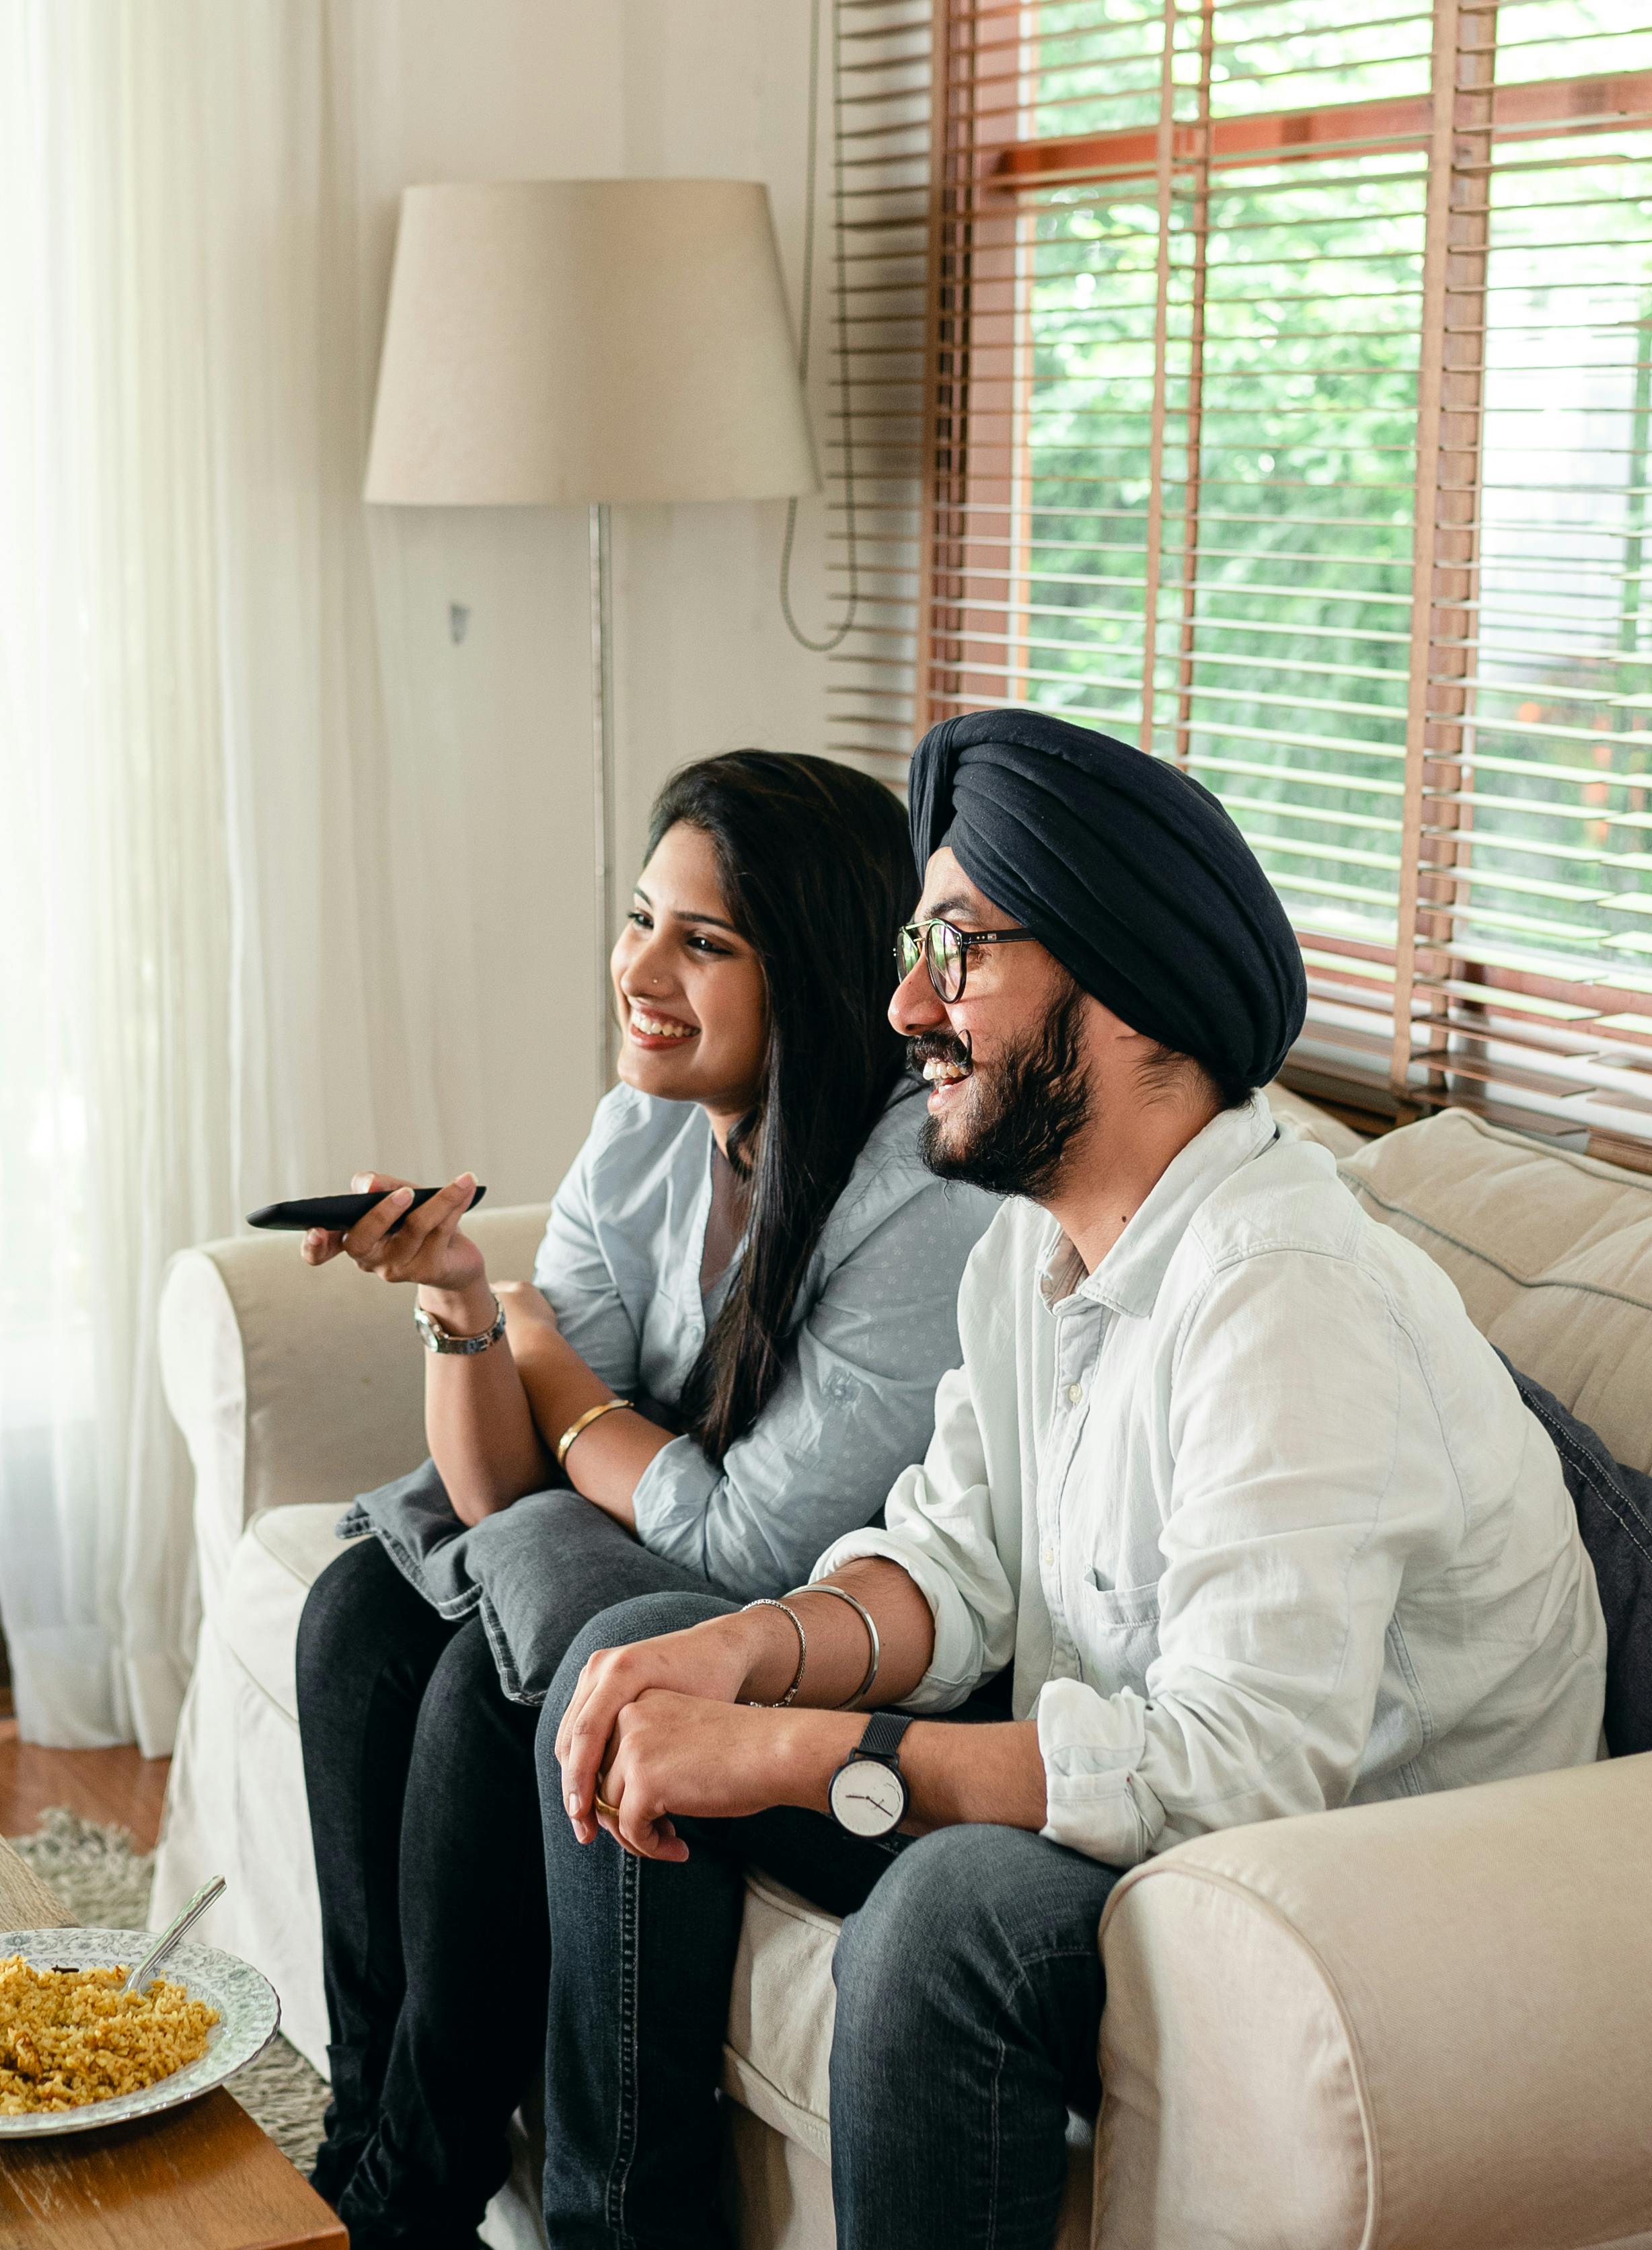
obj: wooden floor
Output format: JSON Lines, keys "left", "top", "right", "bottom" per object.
{"left": 0, "top": 1721, "right": 170, "bottom": 1852}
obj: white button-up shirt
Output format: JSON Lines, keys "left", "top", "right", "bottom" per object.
{"left": 817, "top": 1096, "right": 1608, "bottom": 1867}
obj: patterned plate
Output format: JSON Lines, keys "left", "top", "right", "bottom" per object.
{"left": 0, "top": 1926, "right": 280, "bottom": 2137}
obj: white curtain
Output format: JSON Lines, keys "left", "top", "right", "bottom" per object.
{"left": 0, "top": 1, "right": 451, "bottom": 1753}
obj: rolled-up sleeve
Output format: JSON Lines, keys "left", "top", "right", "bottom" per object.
{"left": 630, "top": 1178, "right": 992, "bottom": 1600}
{"left": 1037, "top": 1251, "right": 1435, "bottom": 1865}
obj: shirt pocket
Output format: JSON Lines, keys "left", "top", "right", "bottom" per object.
{"left": 1074, "top": 1574, "right": 1162, "bottom": 1698}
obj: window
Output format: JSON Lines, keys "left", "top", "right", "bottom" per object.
{"left": 913, "top": 0, "right": 1652, "bottom": 1158}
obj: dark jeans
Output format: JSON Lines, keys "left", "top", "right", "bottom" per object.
{"left": 295, "top": 1501, "right": 712, "bottom": 2250}
{"left": 537, "top": 1593, "right": 1121, "bottom": 2250}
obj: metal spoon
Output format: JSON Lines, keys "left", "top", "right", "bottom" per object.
{"left": 120, "top": 1875, "right": 226, "bottom": 1996}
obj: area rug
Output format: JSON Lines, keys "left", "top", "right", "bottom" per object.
{"left": 5, "top": 1807, "right": 330, "bottom": 2171}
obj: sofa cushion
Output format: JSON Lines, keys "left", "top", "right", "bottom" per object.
{"left": 724, "top": 1873, "right": 840, "bottom": 2159}
{"left": 223, "top": 1504, "right": 357, "bottom": 1722}
{"left": 1340, "top": 1109, "right": 1652, "bottom": 1474}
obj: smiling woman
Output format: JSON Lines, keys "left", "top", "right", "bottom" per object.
{"left": 288, "top": 749, "right": 998, "bottom": 2242}
{"left": 617, "top": 828, "right": 767, "bottom": 1092}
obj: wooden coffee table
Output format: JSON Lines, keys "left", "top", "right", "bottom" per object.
{"left": 0, "top": 1834, "right": 344, "bottom": 2249}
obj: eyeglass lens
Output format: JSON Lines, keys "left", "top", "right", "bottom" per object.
{"left": 897, "top": 922, "right": 965, "bottom": 1002}
{"left": 928, "top": 922, "right": 964, "bottom": 1000}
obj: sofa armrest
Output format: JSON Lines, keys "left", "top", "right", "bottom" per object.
{"left": 158, "top": 1204, "right": 550, "bottom": 1614}
{"left": 1094, "top": 1754, "right": 1652, "bottom": 2250}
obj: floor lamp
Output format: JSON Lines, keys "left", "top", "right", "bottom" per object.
{"left": 363, "top": 179, "right": 819, "bottom": 1088}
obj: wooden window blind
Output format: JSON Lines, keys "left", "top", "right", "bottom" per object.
{"left": 824, "top": 0, "right": 938, "bottom": 778}
{"left": 917, "top": 0, "right": 1652, "bottom": 1158}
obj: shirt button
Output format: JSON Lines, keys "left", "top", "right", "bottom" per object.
{"left": 1066, "top": 1382, "right": 1084, "bottom": 1404}
{"left": 1043, "top": 1546, "right": 1055, "bottom": 1567}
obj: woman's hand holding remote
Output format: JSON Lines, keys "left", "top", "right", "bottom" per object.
{"left": 300, "top": 1167, "right": 555, "bottom": 1523}
{"left": 302, "top": 1170, "right": 492, "bottom": 1337}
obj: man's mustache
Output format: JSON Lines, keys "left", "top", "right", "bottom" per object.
{"left": 907, "top": 1029, "right": 973, "bottom": 1075}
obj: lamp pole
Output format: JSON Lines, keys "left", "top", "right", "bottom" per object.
{"left": 589, "top": 501, "right": 616, "bottom": 1090}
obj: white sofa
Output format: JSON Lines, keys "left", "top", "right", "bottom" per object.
{"left": 152, "top": 1091, "right": 1652, "bottom": 2249}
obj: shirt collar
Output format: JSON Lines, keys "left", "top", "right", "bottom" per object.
{"left": 1037, "top": 1093, "right": 1279, "bottom": 1320}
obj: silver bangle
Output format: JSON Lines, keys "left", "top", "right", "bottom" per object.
{"left": 795, "top": 1583, "right": 880, "bottom": 1709}
{"left": 741, "top": 1598, "right": 807, "bottom": 1709}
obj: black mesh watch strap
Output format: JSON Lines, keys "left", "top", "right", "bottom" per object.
{"left": 854, "top": 1712, "right": 912, "bottom": 1764}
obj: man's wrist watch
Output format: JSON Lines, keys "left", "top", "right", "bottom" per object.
{"left": 827, "top": 1713, "right": 911, "bottom": 1839}
{"left": 413, "top": 1294, "right": 506, "bottom": 1355}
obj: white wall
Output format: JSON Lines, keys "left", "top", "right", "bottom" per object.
{"left": 346, "top": 0, "right": 836, "bottom": 1206}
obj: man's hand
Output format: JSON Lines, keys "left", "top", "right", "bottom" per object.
{"left": 555, "top": 1609, "right": 792, "bottom": 1841}
{"left": 574, "top": 1696, "right": 1050, "bottom": 1860}
{"left": 587, "top": 1692, "right": 847, "bottom": 1862}
{"left": 559, "top": 1565, "right": 940, "bottom": 1841}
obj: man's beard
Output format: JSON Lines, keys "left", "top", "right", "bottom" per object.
{"left": 911, "top": 980, "right": 1092, "bottom": 1200}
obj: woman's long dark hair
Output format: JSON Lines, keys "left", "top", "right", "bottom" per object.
{"left": 654, "top": 752, "right": 913, "bottom": 1464}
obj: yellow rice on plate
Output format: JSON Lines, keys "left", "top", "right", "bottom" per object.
{"left": 0, "top": 1953, "right": 219, "bottom": 2113}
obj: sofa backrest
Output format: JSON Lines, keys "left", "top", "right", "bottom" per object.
{"left": 1339, "top": 1109, "right": 1652, "bottom": 1475}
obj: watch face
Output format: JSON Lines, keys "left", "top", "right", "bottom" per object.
{"left": 829, "top": 1757, "right": 905, "bottom": 1838}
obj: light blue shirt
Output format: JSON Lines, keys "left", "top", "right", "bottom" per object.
{"left": 533, "top": 1080, "right": 998, "bottom": 1600}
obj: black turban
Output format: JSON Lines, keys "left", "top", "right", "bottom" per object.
{"left": 909, "top": 708, "right": 1306, "bottom": 1090}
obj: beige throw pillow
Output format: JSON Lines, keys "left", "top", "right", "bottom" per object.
{"left": 1339, "top": 1108, "right": 1652, "bottom": 1476}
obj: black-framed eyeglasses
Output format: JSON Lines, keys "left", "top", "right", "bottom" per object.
{"left": 895, "top": 917, "right": 1038, "bottom": 1004}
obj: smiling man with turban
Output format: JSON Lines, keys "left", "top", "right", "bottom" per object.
{"left": 535, "top": 710, "right": 1606, "bottom": 2250}
{"left": 899, "top": 706, "right": 1309, "bottom": 1200}
{"left": 907, "top": 704, "right": 1307, "bottom": 1096}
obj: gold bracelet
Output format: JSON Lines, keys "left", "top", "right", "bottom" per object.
{"left": 556, "top": 1396, "right": 631, "bottom": 1469}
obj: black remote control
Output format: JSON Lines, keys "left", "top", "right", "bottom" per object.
{"left": 246, "top": 1184, "right": 487, "bottom": 1234}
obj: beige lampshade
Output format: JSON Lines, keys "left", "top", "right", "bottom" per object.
{"left": 364, "top": 178, "right": 819, "bottom": 508}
